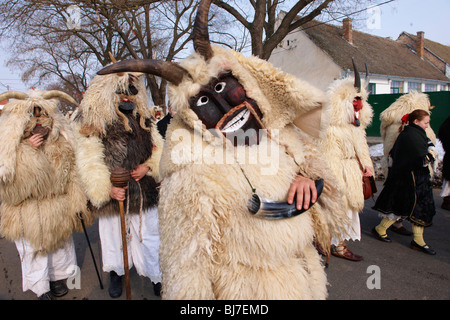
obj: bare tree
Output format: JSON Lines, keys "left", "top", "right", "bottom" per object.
{"left": 0, "top": 0, "right": 377, "bottom": 104}
{"left": 0, "top": 0, "right": 203, "bottom": 105}
{"left": 212, "top": 0, "right": 377, "bottom": 60}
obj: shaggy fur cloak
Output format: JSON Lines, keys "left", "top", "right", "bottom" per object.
{"left": 74, "top": 72, "right": 163, "bottom": 215}
{"left": 158, "top": 46, "right": 349, "bottom": 300}
{"left": 319, "top": 77, "right": 374, "bottom": 213}
{"left": 380, "top": 91, "right": 436, "bottom": 178}
{"left": 0, "top": 90, "right": 91, "bottom": 254}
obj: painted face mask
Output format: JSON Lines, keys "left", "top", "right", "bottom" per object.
{"left": 350, "top": 58, "right": 368, "bottom": 127}
{"left": 189, "top": 72, "right": 263, "bottom": 146}
{"left": 353, "top": 96, "right": 363, "bottom": 126}
{"left": 116, "top": 75, "right": 139, "bottom": 112}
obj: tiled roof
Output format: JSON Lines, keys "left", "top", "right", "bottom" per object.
{"left": 300, "top": 21, "right": 449, "bottom": 81}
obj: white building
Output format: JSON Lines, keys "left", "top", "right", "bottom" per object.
{"left": 269, "top": 16, "right": 450, "bottom": 94}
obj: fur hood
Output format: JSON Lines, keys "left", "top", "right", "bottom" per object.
{"left": 380, "top": 91, "right": 436, "bottom": 143}
{"left": 326, "top": 77, "right": 373, "bottom": 129}
{"left": 0, "top": 90, "right": 76, "bottom": 184}
{"left": 78, "top": 71, "right": 150, "bottom": 137}
{"left": 379, "top": 91, "right": 436, "bottom": 177}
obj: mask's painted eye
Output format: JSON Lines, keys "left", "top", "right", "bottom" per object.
{"left": 214, "top": 81, "right": 226, "bottom": 93}
{"left": 196, "top": 96, "right": 209, "bottom": 106}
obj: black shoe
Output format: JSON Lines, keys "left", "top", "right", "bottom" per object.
{"left": 38, "top": 291, "right": 54, "bottom": 300}
{"left": 152, "top": 282, "right": 161, "bottom": 297}
{"left": 50, "top": 279, "right": 68, "bottom": 297}
{"left": 109, "top": 271, "right": 123, "bottom": 298}
{"left": 371, "top": 227, "right": 392, "bottom": 243}
{"left": 410, "top": 240, "right": 436, "bottom": 255}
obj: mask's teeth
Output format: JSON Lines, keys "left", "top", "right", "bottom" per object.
{"left": 221, "top": 109, "right": 250, "bottom": 133}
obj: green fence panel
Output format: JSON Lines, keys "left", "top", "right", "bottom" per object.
{"left": 367, "top": 91, "right": 450, "bottom": 137}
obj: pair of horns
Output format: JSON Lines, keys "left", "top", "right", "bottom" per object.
{"left": 98, "top": 0, "right": 213, "bottom": 85}
{"left": 0, "top": 90, "right": 79, "bottom": 106}
{"left": 352, "top": 58, "right": 369, "bottom": 93}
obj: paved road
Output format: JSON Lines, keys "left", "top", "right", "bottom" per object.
{"left": 1, "top": 181, "right": 449, "bottom": 301}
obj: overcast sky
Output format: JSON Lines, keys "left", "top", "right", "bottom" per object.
{"left": 1, "top": 0, "right": 449, "bottom": 94}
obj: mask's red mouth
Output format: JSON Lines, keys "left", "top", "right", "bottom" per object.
{"left": 215, "top": 101, "right": 265, "bottom": 146}
{"left": 216, "top": 101, "right": 264, "bottom": 133}
{"left": 353, "top": 97, "right": 363, "bottom": 127}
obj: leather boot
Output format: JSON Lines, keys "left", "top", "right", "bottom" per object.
{"left": 50, "top": 279, "right": 68, "bottom": 297}
{"left": 37, "top": 291, "right": 54, "bottom": 300}
{"left": 108, "top": 271, "right": 123, "bottom": 298}
{"left": 153, "top": 282, "right": 162, "bottom": 297}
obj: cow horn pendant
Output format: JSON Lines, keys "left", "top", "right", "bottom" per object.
{"left": 247, "top": 179, "right": 324, "bottom": 219}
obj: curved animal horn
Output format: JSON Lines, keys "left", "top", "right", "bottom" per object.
{"left": 108, "top": 51, "right": 118, "bottom": 64}
{"left": 41, "top": 90, "right": 79, "bottom": 106}
{"left": 352, "top": 58, "right": 361, "bottom": 93}
{"left": 0, "top": 91, "right": 28, "bottom": 101}
{"left": 248, "top": 179, "right": 324, "bottom": 219}
{"left": 97, "top": 59, "right": 190, "bottom": 86}
{"left": 107, "top": 51, "right": 125, "bottom": 76}
{"left": 193, "top": 0, "right": 213, "bottom": 61}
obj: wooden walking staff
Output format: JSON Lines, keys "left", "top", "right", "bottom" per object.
{"left": 110, "top": 168, "right": 132, "bottom": 300}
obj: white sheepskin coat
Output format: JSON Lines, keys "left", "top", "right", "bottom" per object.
{"left": 158, "top": 46, "right": 349, "bottom": 300}
{"left": 0, "top": 93, "right": 91, "bottom": 254}
{"left": 73, "top": 73, "right": 163, "bottom": 211}
{"left": 319, "top": 78, "right": 374, "bottom": 213}
{"left": 379, "top": 91, "right": 436, "bottom": 178}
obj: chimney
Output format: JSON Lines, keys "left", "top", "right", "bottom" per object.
{"left": 343, "top": 18, "right": 353, "bottom": 44}
{"left": 416, "top": 31, "right": 424, "bottom": 59}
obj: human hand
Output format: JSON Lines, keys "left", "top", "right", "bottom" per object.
{"left": 287, "top": 175, "right": 317, "bottom": 210}
{"left": 29, "top": 133, "right": 44, "bottom": 149}
{"left": 131, "top": 164, "right": 150, "bottom": 182}
{"left": 363, "top": 166, "right": 373, "bottom": 177}
{"left": 110, "top": 186, "right": 127, "bottom": 201}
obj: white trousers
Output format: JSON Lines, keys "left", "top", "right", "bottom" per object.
{"left": 98, "top": 206, "right": 162, "bottom": 283}
{"left": 15, "top": 237, "right": 76, "bottom": 297}
{"left": 331, "top": 209, "right": 361, "bottom": 246}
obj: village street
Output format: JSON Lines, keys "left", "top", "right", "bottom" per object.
{"left": 1, "top": 181, "right": 449, "bottom": 302}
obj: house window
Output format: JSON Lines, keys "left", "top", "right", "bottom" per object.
{"left": 424, "top": 83, "right": 436, "bottom": 92}
{"left": 390, "top": 81, "right": 403, "bottom": 94}
{"left": 368, "top": 83, "right": 376, "bottom": 95}
{"left": 440, "top": 84, "right": 448, "bottom": 91}
{"left": 408, "top": 82, "right": 421, "bottom": 92}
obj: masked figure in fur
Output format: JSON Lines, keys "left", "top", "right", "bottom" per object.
{"left": 73, "top": 69, "right": 164, "bottom": 298}
{"left": 374, "top": 91, "right": 437, "bottom": 236}
{"left": 0, "top": 89, "right": 92, "bottom": 299}
{"left": 319, "top": 61, "right": 375, "bottom": 261}
{"left": 98, "top": 0, "right": 349, "bottom": 300}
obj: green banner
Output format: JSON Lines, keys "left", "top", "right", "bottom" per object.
{"left": 367, "top": 91, "right": 450, "bottom": 137}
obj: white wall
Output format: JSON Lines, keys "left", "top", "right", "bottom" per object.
{"left": 365, "top": 76, "right": 390, "bottom": 94}
{"left": 269, "top": 30, "right": 342, "bottom": 91}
